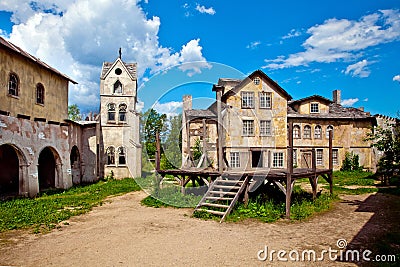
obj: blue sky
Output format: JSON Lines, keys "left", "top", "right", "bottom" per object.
{"left": 0, "top": 0, "right": 399, "bottom": 117}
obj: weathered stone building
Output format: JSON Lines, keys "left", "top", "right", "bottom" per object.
{"left": 182, "top": 70, "right": 376, "bottom": 172}
{"left": 0, "top": 37, "right": 141, "bottom": 197}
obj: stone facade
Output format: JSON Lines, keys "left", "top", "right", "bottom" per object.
{"left": 0, "top": 37, "right": 141, "bottom": 197}
{"left": 182, "top": 70, "right": 376, "bottom": 172}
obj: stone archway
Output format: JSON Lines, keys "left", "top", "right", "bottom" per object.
{"left": 0, "top": 144, "right": 19, "bottom": 195}
{"left": 38, "top": 147, "right": 61, "bottom": 190}
{"left": 70, "top": 146, "right": 82, "bottom": 184}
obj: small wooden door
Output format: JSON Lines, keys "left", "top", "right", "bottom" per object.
{"left": 301, "top": 152, "right": 312, "bottom": 168}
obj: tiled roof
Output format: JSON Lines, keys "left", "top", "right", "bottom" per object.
{"left": 0, "top": 36, "right": 77, "bottom": 84}
{"left": 185, "top": 109, "right": 217, "bottom": 119}
{"left": 101, "top": 61, "right": 137, "bottom": 79}
{"left": 288, "top": 103, "right": 373, "bottom": 120}
{"left": 290, "top": 95, "right": 333, "bottom": 105}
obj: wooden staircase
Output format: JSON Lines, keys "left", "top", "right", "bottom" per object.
{"left": 194, "top": 175, "right": 249, "bottom": 223}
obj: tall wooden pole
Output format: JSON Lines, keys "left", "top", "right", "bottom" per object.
{"left": 286, "top": 121, "right": 293, "bottom": 219}
{"left": 328, "top": 130, "right": 333, "bottom": 194}
{"left": 155, "top": 131, "right": 160, "bottom": 171}
{"left": 213, "top": 85, "right": 224, "bottom": 173}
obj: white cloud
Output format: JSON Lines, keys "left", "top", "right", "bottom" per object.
{"left": 153, "top": 101, "right": 182, "bottom": 117}
{"left": 195, "top": 4, "right": 216, "bottom": 15}
{"left": 263, "top": 9, "right": 400, "bottom": 69}
{"left": 0, "top": 0, "right": 210, "bottom": 111}
{"left": 393, "top": 74, "right": 400, "bottom": 82}
{"left": 341, "top": 98, "right": 359, "bottom": 106}
{"left": 282, "top": 29, "right": 302, "bottom": 39}
{"left": 246, "top": 41, "right": 261, "bottom": 49}
{"left": 344, "top": 59, "right": 371, "bottom": 78}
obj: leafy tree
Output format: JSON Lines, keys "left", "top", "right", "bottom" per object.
{"left": 140, "top": 108, "right": 167, "bottom": 159}
{"left": 68, "top": 104, "right": 81, "bottom": 121}
{"left": 366, "top": 120, "right": 400, "bottom": 185}
{"left": 161, "top": 114, "right": 182, "bottom": 169}
{"left": 340, "top": 152, "right": 362, "bottom": 172}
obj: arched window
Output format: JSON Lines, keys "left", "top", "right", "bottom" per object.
{"left": 106, "top": 147, "right": 115, "bottom": 165}
{"left": 8, "top": 73, "right": 19, "bottom": 96}
{"left": 293, "top": 125, "right": 301, "bottom": 139}
{"left": 119, "top": 103, "right": 127, "bottom": 122}
{"left": 113, "top": 80, "right": 123, "bottom": 94}
{"left": 303, "top": 125, "right": 311, "bottom": 139}
{"left": 107, "top": 103, "right": 116, "bottom": 122}
{"left": 326, "top": 125, "right": 334, "bottom": 139}
{"left": 36, "top": 83, "right": 45, "bottom": 104}
{"left": 314, "top": 125, "right": 322, "bottom": 139}
{"left": 118, "top": 147, "right": 126, "bottom": 165}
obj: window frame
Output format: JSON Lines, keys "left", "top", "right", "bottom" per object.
{"left": 107, "top": 103, "right": 116, "bottom": 122}
{"left": 273, "top": 152, "right": 284, "bottom": 168}
{"left": 314, "top": 125, "right": 322, "bottom": 139}
{"left": 241, "top": 91, "right": 254, "bottom": 109}
{"left": 118, "top": 146, "right": 126, "bottom": 165}
{"left": 106, "top": 146, "right": 116, "bottom": 165}
{"left": 326, "top": 125, "right": 334, "bottom": 139}
{"left": 260, "top": 120, "right": 272, "bottom": 136}
{"left": 119, "top": 103, "right": 127, "bottom": 122}
{"left": 8, "top": 72, "right": 19, "bottom": 97}
{"left": 242, "top": 120, "right": 254, "bottom": 136}
{"left": 316, "top": 149, "right": 323, "bottom": 166}
{"left": 259, "top": 92, "right": 272, "bottom": 109}
{"left": 36, "top": 83, "right": 45, "bottom": 105}
{"left": 113, "top": 80, "right": 123, "bottom": 94}
{"left": 332, "top": 149, "right": 339, "bottom": 165}
{"left": 303, "top": 125, "right": 311, "bottom": 139}
{"left": 310, "top": 102, "right": 320, "bottom": 113}
{"left": 230, "top": 152, "right": 240, "bottom": 168}
{"left": 293, "top": 125, "right": 301, "bottom": 139}
{"left": 253, "top": 77, "right": 260, "bottom": 85}
{"left": 293, "top": 149, "right": 297, "bottom": 167}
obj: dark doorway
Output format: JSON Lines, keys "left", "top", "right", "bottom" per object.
{"left": 0, "top": 144, "right": 19, "bottom": 195}
{"left": 70, "top": 146, "right": 81, "bottom": 184}
{"left": 252, "top": 151, "right": 263, "bottom": 168}
{"left": 38, "top": 147, "right": 56, "bottom": 190}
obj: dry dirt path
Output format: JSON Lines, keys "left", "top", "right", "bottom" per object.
{"left": 0, "top": 191, "right": 398, "bottom": 266}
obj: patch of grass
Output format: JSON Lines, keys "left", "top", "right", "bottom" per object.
{"left": 0, "top": 178, "right": 140, "bottom": 233}
{"left": 140, "top": 185, "right": 202, "bottom": 208}
{"left": 333, "top": 171, "right": 377, "bottom": 186}
{"left": 227, "top": 186, "right": 338, "bottom": 223}
{"left": 324, "top": 185, "right": 378, "bottom": 195}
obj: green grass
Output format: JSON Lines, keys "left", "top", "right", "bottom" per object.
{"left": 0, "top": 178, "right": 141, "bottom": 233}
{"left": 332, "top": 171, "right": 377, "bottom": 186}
{"left": 226, "top": 186, "right": 338, "bottom": 223}
{"left": 141, "top": 186, "right": 202, "bottom": 208}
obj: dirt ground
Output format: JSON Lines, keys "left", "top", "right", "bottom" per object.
{"left": 0, "top": 191, "right": 399, "bottom": 267}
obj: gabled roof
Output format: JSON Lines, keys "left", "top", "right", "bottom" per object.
{"left": 222, "top": 69, "right": 292, "bottom": 100}
{"left": 100, "top": 58, "right": 137, "bottom": 80}
{"left": 185, "top": 109, "right": 217, "bottom": 120}
{"left": 290, "top": 95, "right": 333, "bottom": 105}
{"left": 288, "top": 103, "right": 374, "bottom": 120}
{"left": 0, "top": 36, "right": 77, "bottom": 84}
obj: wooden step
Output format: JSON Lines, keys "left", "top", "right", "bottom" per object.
{"left": 205, "top": 196, "right": 234, "bottom": 201}
{"left": 217, "top": 180, "right": 242, "bottom": 184}
{"left": 209, "top": 191, "right": 237, "bottom": 195}
{"left": 197, "top": 209, "right": 225, "bottom": 216}
{"left": 213, "top": 185, "right": 241, "bottom": 190}
{"left": 201, "top": 203, "right": 229, "bottom": 209}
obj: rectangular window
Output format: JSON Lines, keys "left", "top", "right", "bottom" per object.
{"left": 259, "top": 92, "right": 272, "bottom": 109}
{"left": 316, "top": 149, "right": 323, "bottom": 166}
{"left": 230, "top": 152, "right": 240, "bottom": 168}
{"left": 260, "top": 120, "right": 272, "bottom": 136}
{"left": 241, "top": 92, "right": 254, "bottom": 108}
{"left": 310, "top": 103, "right": 319, "bottom": 113}
{"left": 108, "top": 112, "right": 115, "bottom": 121}
{"left": 242, "top": 120, "right": 254, "bottom": 136}
{"left": 293, "top": 149, "right": 297, "bottom": 167}
{"left": 273, "top": 152, "right": 284, "bottom": 168}
{"left": 119, "top": 112, "right": 126, "bottom": 122}
{"left": 332, "top": 149, "right": 338, "bottom": 165}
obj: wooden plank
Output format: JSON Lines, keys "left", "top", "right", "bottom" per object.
{"left": 213, "top": 185, "right": 241, "bottom": 190}
{"left": 201, "top": 203, "right": 229, "bottom": 209}
{"left": 198, "top": 209, "right": 225, "bottom": 216}
{"left": 205, "top": 196, "right": 234, "bottom": 201}
{"left": 209, "top": 191, "right": 238, "bottom": 196}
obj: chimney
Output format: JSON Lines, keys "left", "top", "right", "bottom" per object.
{"left": 183, "top": 95, "right": 192, "bottom": 111}
{"left": 333, "top": 90, "right": 341, "bottom": 105}
{"left": 358, "top": 107, "right": 364, "bottom": 112}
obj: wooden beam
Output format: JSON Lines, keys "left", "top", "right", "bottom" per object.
{"left": 285, "top": 172, "right": 292, "bottom": 219}
{"left": 288, "top": 121, "right": 294, "bottom": 174}
{"left": 155, "top": 131, "right": 161, "bottom": 171}
{"left": 329, "top": 130, "right": 333, "bottom": 170}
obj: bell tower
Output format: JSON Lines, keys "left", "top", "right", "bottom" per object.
{"left": 99, "top": 53, "right": 141, "bottom": 178}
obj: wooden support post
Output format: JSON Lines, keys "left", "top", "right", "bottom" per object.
{"left": 328, "top": 130, "right": 333, "bottom": 194}
{"left": 186, "top": 119, "right": 192, "bottom": 167}
{"left": 155, "top": 132, "right": 161, "bottom": 171}
{"left": 311, "top": 148, "right": 316, "bottom": 172}
{"left": 309, "top": 176, "right": 317, "bottom": 200}
{"left": 202, "top": 119, "right": 207, "bottom": 168}
{"left": 285, "top": 173, "right": 292, "bottom": 219}
{"left": 213, "top": 85, "right": 224, "bottom": 173}
{"left": 244, "top": 178, "right": 250, "bottom": 207}
{"left": 288, "top": 121, "right": 294, "bottom": 174}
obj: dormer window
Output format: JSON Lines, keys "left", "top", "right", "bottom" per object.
{"left": 253, "top": 77, "right": 260, "bottom": 85}
{"left": 113, "top": 80, "right": 123, "bottom": 94}
{"left": 310, "top": 102, "right": 319, "bottom": 113}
